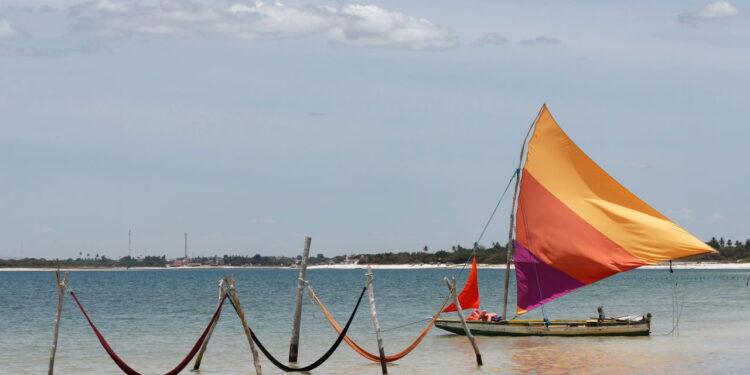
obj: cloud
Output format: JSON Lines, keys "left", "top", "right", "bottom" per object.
{"left": 0, "top": 44, "right": 66, "bottom": 57}
{"left": 327, "top": 5, "right": 457, "bottom": 49}
{"left": 679, "top": 1, "right": 741, "bottom": 26}
{"left": 34, "top": 227, "right": 56, "bottom": 233}
{"left": 667, "top": 208, "right": 695, "bottom": 221}
{"left": 520, "top": 36, "right": 560, "bottom": 46}
{"left": 0, "top": 19, "right": 17, "bottom": 39}
{"left": 67, "top": 0, "right": 457, "bottom": 50}
{"left": 628, "top": 162, "right": 649, "bottom": 169}
{"left": 474, "top": 32, "right": 508, "bottom": 46}
{"left": 708, "top": 213, "right": 725, "bottom": 221}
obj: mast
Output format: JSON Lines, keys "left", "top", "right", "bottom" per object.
{"left": 501, "top": 104, "right": 545, "bottom": 320}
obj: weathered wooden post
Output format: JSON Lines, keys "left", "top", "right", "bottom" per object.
{"left": 366, "top": 266, "right": 388, "bottom": 374}
{"left": 226, "top": 275, "right": 263, "bottom": 375}
{"left": 444, "top": 276, "right": 482, "bottom": 366}
{"left": 48, "top": 269, "right": 69, "bottom": 375}
{"left": 289, "top": 236, "right": 311, "bottom": 363}
{"left": 193, "top": 278, "right": 226, "bottom": 370}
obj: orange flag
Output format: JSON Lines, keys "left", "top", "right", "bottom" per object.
{"left": 443, "top": 255, "right": 480, "bottom": 312}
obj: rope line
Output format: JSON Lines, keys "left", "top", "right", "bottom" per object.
{"left": 307, "top": 283, "right": 452, "bottom": 363}
{"left": 457, "top": 169, "right": 518, "bottom": 279}
{"left": 69, "top": 290, "right": 227, "bottom": 375}
{"left": 226, "top": 286, "right": 366, "bottom": 372}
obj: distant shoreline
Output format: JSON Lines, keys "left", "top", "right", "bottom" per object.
{"left": 1, "top": 262, "right": 749, "bottom": 272}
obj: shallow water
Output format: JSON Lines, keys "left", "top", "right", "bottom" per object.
{"left": 1, "top": 267, "right": 749, "bottom": 374}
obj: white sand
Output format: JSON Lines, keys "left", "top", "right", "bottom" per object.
{"left": 2, "top": 262, "right": 749, "bottom": 272}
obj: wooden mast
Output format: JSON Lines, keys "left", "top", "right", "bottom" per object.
{"left": 501, "top": 104, "right": 544, "bottom": 320}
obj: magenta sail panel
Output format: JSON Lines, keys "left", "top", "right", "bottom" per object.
{"left": 514, "top": 243, "right": 586, "bottom": 314}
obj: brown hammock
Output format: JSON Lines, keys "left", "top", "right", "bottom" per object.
{"left": 307, "top": 284, "right": 451, "bottom": 363}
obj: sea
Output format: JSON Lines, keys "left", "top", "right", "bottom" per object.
{"left": 1, "top": 267, "right": 749, "bottom": 374}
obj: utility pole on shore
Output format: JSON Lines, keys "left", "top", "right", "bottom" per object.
{"left": 184, "top": 232, "right": 188, "bottom": 260}
{"left": 128, "top": 230, "right": 132, "bottom": 258}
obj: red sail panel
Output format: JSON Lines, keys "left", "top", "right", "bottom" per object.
{"left": 444, "top": 255, "right": 480, "bottom": 312}
{"left": 516, "top": 170, "right": 647, "bottom": 285}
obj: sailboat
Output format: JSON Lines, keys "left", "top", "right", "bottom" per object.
{"left": 435, "top": 105, "right": 715, "bottom": 336}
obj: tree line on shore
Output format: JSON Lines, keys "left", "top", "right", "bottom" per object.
{"left": 1, "top": 237, "right": 748, "bottom": 268}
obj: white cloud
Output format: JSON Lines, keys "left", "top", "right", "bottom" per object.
{"left": 327, "top": 5, "right": 456, "bottom": 49}
{"left": 520, "top": 35, "right": 560, "bottom": 46}
{"left": 679, "top": 1, "right": 741, "bottom": 26}
{"left": 667, "top": 208, "right": 695, "bottom": 221}
{"left": 67, "top": 0, "right": 457, "bottom": 50}
{"left": 0, "top": 19, "right": 17, "bottom": 39}
{"left": 708, "top": 213, "right": 725, "bottom": 221}
{"left": 474, "top": 32, "right": 508, "bottom": 46}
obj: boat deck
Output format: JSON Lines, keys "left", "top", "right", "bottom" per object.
{"left": 434, "top": 317, "right": 651, "bottom": 336}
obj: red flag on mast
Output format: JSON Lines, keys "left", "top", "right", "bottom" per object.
{"left": 443, "top": 255, "right": 480, "bottom": 312}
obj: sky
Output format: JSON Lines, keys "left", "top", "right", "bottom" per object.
{"left": 1, "top": 0, "right": 748, "bottom": 259}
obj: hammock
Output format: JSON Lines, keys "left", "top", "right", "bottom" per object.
{"left": 227, "top": 286, "right": 366, "bottom": 372}
{"left": 70, "top": 290, "right": 227, "bottom": 375}
{"left": 307, "top": 283, "right": 451, "bottom": 362}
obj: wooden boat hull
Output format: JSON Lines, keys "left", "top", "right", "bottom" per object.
{"left": 434, "top": 316, "right": 651, "bottom": 336}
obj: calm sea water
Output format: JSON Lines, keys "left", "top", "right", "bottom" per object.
{"left": 1, "top": 267, "right": 749, "bottom": 374}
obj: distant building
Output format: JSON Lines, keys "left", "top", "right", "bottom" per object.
{"left": 344, "top": 254, "right": 360, "bottom": 265}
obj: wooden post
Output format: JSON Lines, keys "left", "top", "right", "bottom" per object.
{"left": 48, "top": 269, "right": 69, "bottom": 375}
{"left": 226, "top": 275, "right": 263, "bottom": 375}
{"left": 289, "top": 236, "right": 311, "bottom": 363}
{"left": 366, "top": 266, "right": 388, "bottom": 374}
{"left": 444, "top": 276, "right": 482, "bottom": 366}
{"left": 193, "top": 278, "right": 226, "bottom": 370}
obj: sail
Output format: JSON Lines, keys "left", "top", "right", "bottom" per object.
{"left": 444, "top": 255, "right": 480, "bottom": 312}
{"left": 514, "top": 105, "right": 715, "bottom": 315}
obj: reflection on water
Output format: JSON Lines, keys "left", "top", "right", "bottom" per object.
{"left": 507, "top": 337, "right": 672, "bottom": 375}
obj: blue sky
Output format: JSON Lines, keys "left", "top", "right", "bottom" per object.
{"left": 1, "top": 0, "right": 748, "bottom": 259}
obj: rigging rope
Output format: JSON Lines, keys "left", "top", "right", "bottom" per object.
{"left": 226, "top": 286, "right": 366, "bottom": 372}
{"left": 307, "top": 283, "right": 452, "bottom": 363}
{"left": 69, "top": 290, "right": 227, "bottom": 375}
{"left": 456, "top": 169, "right": 518, "bottom": 279}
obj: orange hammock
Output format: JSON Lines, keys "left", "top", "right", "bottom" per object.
{"left": 307, "top": 283, "right": 451, "bottom": 363}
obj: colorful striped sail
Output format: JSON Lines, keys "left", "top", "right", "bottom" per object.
{"left": 514, "top": 105, "right": 715, "bottom": 315}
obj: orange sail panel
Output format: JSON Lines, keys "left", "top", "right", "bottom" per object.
{"left": 514, "top": 105, "right": 715, "bottom": 315}
{"left": 444, "top": 256, "right": 480, "bottom": 312}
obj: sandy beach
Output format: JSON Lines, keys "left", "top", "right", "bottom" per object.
{"left": 1, "top": 261, "right": 749, "bottom": 272}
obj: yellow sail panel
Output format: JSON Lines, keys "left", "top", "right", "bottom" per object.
{"left": 523, "top": 105, "right": 715, "bottom": 264}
